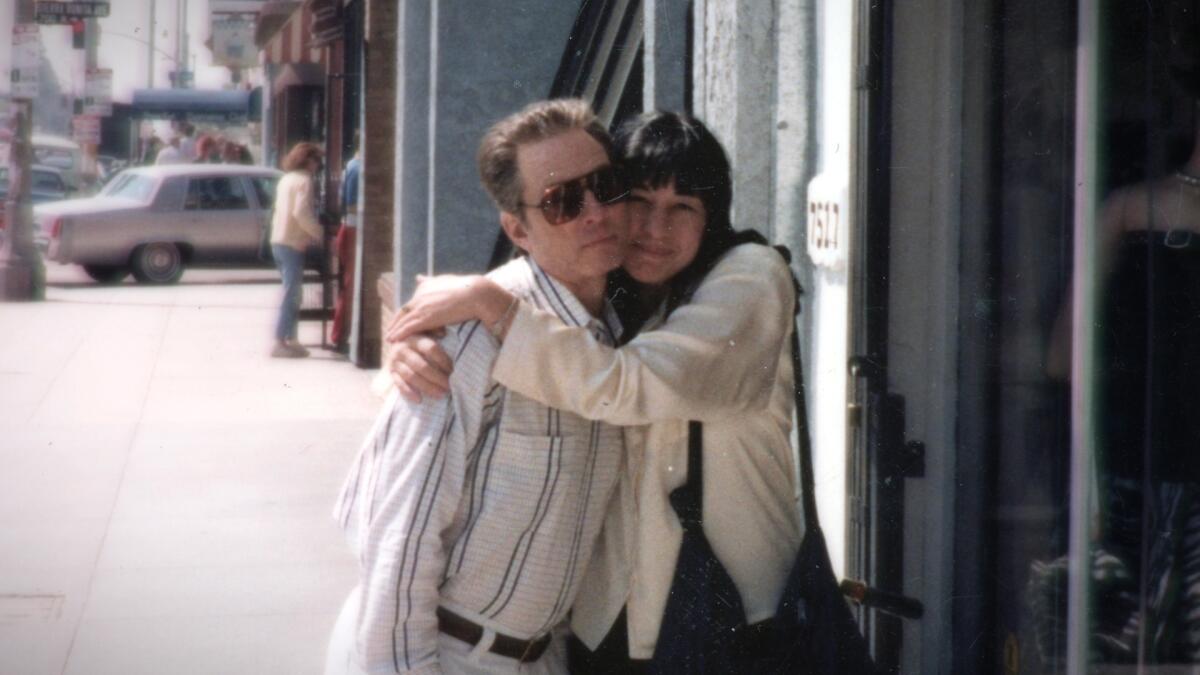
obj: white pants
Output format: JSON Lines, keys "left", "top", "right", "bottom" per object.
{"left": 325, "top": 587, "right": 569, "bottom": 675}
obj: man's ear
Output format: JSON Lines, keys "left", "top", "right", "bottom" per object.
{"left": 500, "top": 211, "right": 532, "bottom": 252}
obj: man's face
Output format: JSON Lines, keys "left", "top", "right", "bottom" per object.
{"left": 504, "top": 129, "right": 629, "bottom": 290}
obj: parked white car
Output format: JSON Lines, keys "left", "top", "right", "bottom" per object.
{"left": 32, "top": 134, "right": 86, "bottom": 195}
{"left": 37, "top": 164, "right": 284, "bottom": 284}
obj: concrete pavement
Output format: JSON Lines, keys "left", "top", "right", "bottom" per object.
{"left": 0, "top": 264, "right": 380, "bottom": 674}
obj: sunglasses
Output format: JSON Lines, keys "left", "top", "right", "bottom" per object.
{"left": 522, "top": 165, "right": 628, "bottom": 225}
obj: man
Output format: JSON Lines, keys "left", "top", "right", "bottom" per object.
{"left": 154, "top": 136, "right": 184, "bottom": 165}
{"left": 327, "top": 99, "right": 631, "bottom": 674}
{"left": 178, "top": 123, "right": 197, "bottom": 160}
{"left": 331, "top": 135, "right": 361, "bottom": 351}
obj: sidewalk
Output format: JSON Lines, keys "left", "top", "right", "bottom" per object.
{"left": 0, "top": 265, "right": 380, "bottom": 675}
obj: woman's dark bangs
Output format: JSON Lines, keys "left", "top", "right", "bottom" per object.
{"left": 624, "top": 143, "right": 717, "bottom": 196}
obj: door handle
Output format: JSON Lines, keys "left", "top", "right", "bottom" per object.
{"left": 840, "top": 579, "right": 924, "bottom": 620}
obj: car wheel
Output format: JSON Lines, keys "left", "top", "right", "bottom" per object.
{"left": 131, "top": 243, "right": 184, "bottom": 284}
{"left": 82, "top": 264, "right": 129, "bottom": 284}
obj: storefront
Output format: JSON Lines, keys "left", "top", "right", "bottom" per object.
{"left": 363, "top": 1, "right": 1200, "bottom": 671}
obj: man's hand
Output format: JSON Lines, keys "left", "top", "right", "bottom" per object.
{"left": 386, "top": 333, "right": 454, "bottom": 403}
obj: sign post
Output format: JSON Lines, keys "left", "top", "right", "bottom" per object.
{"left": 11, "top": 24, "right": 40, "bottom": 99}
{"left": 83, "top": 68, "right": 112, "bottom": 116}
{"left": 72, "top": 115, "right": 101, "bottom": 145}
{"left": 1, "top": 1, "right": 45, "bottom": 301}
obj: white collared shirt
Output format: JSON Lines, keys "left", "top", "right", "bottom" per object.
{"left": 334, "top": 257, "right": 626, "bottom": 673}
{"left": 492, "top": 243, "right": 804, "bottom": 659}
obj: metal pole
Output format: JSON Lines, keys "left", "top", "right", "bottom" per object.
{"left": 1066, "top": 1, "right": 1101, "bottom": 673}
{"left": 175, "top": 0, "right": 183, "bottom": 87}
{"left": 0, "top": 0, "right": 45, "bottom": 300}
{"left": 181, "top": 0, "right": 189, "bottom": 88}
{"left": 83, "top": 19, "right": 100, "bottom": 188}
{"left": 148, "top": 0, "right": 156, "bottom": 88}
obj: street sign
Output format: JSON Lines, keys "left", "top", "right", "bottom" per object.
{"left": 210, "top": 12, "right": 258, "bottom": 69}
{"left": 34, "top": 1, "right": 111, "bottom": 24}
{"left": 169, "top": 70, "right": 194, "bottom": 89}
{"left": 10, "top": 25, "right": 40, "bottom": 100}
{"left": 72, "top": 115, "right": 100, "bottom": 145}
{"left": 83, "top": 68, "right": 112, "bottom": 116}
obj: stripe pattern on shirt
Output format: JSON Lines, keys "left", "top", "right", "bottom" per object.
{"left": 332, "top": 256, "right": 625, "bottom": 672}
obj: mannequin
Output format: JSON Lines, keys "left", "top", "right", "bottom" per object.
{"left": 1059, "top": 92, "right": 1200, "bottom": 662}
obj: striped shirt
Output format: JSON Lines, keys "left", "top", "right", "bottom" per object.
{"left": 333, "top": 257, "right": 626, "bottom": 674}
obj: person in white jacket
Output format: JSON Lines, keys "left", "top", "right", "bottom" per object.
{"left": 270, "top": 142, "right": 324, "bottom": 358}
{"left": 384, "top": 111, "right": 804, "bottom": 672}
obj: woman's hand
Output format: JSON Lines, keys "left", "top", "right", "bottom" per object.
{"left": 385, "top": 333, "right": 454, "bottom": 403}
{"left": 385, "top": 274, "right": 514, "bottom": 343}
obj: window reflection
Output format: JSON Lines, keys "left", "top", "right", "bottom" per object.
{"left": 1017, "top": 2, "right": 1200, "bottom": 669}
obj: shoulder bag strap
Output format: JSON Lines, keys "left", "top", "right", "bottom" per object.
{"left": 791, "top": 305, "right": 820, "bottom": 534}
{"left": 771, "top": 244, "right": 820, "bottom": 533}
{"left": 678, "top": 420, "right": 704, "bottom": 532}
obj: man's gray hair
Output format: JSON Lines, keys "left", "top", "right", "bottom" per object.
{"left": 477, "top": 98, "right": 612, "bottom": 215}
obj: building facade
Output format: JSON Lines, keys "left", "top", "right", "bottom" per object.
{"left": 273, "top": 1, "right": 1198, "bottom": 672}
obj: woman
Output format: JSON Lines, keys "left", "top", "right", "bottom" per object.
{"left": 386, "top": 112, "right": 803, "bottom": 671}
{"left": 270, "top": 142, "right": 323, "bottom": 358}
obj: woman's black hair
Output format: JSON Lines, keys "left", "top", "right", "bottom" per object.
{"left": 607, "top": 111, "right": 768, "bottom": 335}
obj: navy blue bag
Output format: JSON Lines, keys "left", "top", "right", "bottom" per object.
{"left": 764, "top": 313, "right": 879, "bottom": 674}
{"left": 649, "top": 421, "right": 750, "bottom": 674}
{"left": 650, "top": 250, "right": 879, "bottom": 674}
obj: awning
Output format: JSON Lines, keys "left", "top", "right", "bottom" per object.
{"left": 271, "top": 63, "right": 325, "bottom": 95}
{"left": 130, "top": 88, "right": 258, "bottom": 122}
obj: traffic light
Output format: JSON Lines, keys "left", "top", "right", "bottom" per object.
{"left": 71, "top": 21, "right": 85, "bottom": 50}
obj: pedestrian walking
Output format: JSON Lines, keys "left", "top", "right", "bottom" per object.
{"left": 269, "top": 142, "right": 324, "bottom": 358}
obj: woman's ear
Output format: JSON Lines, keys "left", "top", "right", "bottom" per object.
{"left": 500, "top": 211, "right": 531, "bottom": 252}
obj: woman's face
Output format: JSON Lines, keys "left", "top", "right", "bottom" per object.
{"left": 622, "top": 181, "right": 706, "bottom": 287}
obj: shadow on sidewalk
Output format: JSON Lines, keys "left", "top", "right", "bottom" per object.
{"left": 47, "top": 276, "right": 281, "bottom": 290}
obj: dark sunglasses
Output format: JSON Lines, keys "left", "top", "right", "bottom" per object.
{"left": 522, "top": 165, "right": 628, "bottom": 225}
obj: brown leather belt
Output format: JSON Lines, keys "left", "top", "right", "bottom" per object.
{"left": 436, "top": 607, "right": 552, "bottom": 663}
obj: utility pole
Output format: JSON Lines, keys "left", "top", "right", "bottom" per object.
{"left": 83, "top": 19, "right": 100, "bottom": 188}
{"left": 175, "top": 0, "right": 189, "bottom": 88}
{"left": 1, "top": 0, "right": 45, "bottom": 301}
{"left": 148, "top": 0, "right": 156, "bottom": 88}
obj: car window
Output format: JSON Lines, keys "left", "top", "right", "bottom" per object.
{"left": 185, "top": 176, "right": 251, "bottom": 211}
{"left": 252, "top": 177, "right": 277, "bottom": 209}
{"left": 106, "top": 174, "right": 157, "bottom": 203}
{"left": 0, "top": 168, "right": 68, "bottom": 195}
{"left": 34, "top": 147, "right": 77, "bottom": 170}
{"left": 100, "top": 172, "right": 132, "bottom": 195}
{"left": 32, "top": 171, "right": 65, "bottom": 193}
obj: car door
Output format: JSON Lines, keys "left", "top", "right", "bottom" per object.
{"left": 182, "top": 175, "right": 256, "bottom": 263}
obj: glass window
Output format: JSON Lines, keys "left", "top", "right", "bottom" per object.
{"left": 31, "top": 171, "right": 65, "bottom": 193}
{"left": 33, "top": 147, "right": 76, "bottom": 171}
{"left": 185, "top": 176, "right": 250, "bottom": 210}
{"left": 978, "top": 2, "right": 1200, "bottom": 671}
{"left": 0, "top": 168, "right": 66, "bottom": 194}
{"left": 100, "top": 172, "right": 132, "bottom": 195}
{"left": 251, "top": 177, "right": 277, "bottom": 209}
{"left": 104, "top": 174, "right": 157, "bottom": 203}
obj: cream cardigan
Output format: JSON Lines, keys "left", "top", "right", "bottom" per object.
{"left": 270, "top": 171, "right": 323, "bottom": 250}
{"left": 492, "top": 243, "right": 804, "bottom": 659}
